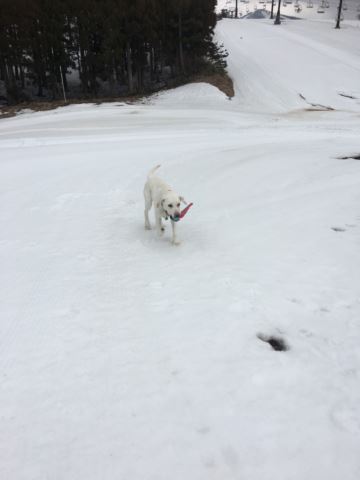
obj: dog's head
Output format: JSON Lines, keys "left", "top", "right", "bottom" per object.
{"left": 161, "top": 193, "right": 187, "bottom": 222}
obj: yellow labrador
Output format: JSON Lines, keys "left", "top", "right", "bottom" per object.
{"left": 144, "top": 165, "right": 187, "bottom": 245}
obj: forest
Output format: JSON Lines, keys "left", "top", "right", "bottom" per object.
{"left": 0, "top": 0, "right": 227, "bottom": 104}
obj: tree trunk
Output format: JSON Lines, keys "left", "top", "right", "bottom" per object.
{"left": 178, "top": 12, "right": 185, "bottom": 74}
{"left": 274, "top": 0, "right": 282, "bottom": 24}
{"left": 126, "top": 42, "right": 133, "bottom": 93}
{"left": 335, "top": 0, "right": 343, "bottom": 28}
{"left": 271, "top": 0, "right": 275, "bottom": 19}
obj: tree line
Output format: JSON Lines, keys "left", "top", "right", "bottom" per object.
{"left": 0, "top": 0, "right": 227, "bottom": 104}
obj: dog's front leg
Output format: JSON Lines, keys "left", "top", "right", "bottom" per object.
{"left": 155, "top": 209, "right": 164, "bottom": 236}
{"left": 171, "top": 220, "right": 180, "bottom": 245}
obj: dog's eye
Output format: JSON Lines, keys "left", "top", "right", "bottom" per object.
{"left": 168, "top": 204, "right": 173, "bottom": 208}
{"left": 177, "top": 203, "right": 180, "bottom": 207}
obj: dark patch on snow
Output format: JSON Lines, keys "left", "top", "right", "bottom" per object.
{"left": 338, "top": 154, "right": 360, "bottom": 160}
{"left": 331, "top": 227, "right": 346, "bottom": 232}
{"left": 298, "top": 93, "right": 334, "bottom": 111}
{"left": 339, "top": 92, "right": 357, "bottom": 100}
{"left": 257, "top": 333, "right": 289, "bottom": 351}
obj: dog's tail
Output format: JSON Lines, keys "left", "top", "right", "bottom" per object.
{"left": 147, "top": 164, "right": 161, "bottom": 178}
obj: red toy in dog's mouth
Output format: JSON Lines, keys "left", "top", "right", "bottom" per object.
{"left": 180, "top": 202, "right": 193, "bottom": 218}
{"left": 171, "top": 202, "right": 193, "bottom": 222}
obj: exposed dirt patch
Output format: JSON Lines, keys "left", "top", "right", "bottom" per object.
{"left": 0, "top": 72, "right": 234, "bottom": 120}
{"left": 339, "top": 92, "right": 357, "bottom": 100}
{"left": 190, "top": 72, "right": 234, "bottom": 98}
{"left": 337, "top": 154, "right": 360, "bottom": 160}
{"left": 0, "top": 95, "right": 145, "bottom": 119}
{"left": 304, "top": 107, "right": 334, "bottom": 112}
{"left": 299, "top": 93, "right": 334, "bottom": 111}
{"left": 257, "top": 333, "right": 289, "bottom": 351}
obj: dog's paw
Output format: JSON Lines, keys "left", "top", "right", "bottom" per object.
{"left": 145, "top": 225, "right": 151, "bottom": 230}
{"left": 172, "top": 239, "right": 181, "bottom": 246}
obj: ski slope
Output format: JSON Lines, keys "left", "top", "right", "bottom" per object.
{"left": 216, "top": 18, "right": 360, "bottom": 112}
{"left": 217, "top": 0, "right": 360, "bottom": 21}
{"left": 1, "top": 18, "right": 360, "bottom": 480}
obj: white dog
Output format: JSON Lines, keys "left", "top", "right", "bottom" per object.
{"left": 144, "top": 165, "right": 187, "bottom": 245}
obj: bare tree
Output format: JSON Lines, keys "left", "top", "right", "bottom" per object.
{"left": 271, "top": 0, "right": 275, "bottom": 19}
{"left": 335, "top": 0, "right": 344, "bottom": 28}
{"left": 274, "top": 0, "right": 282, "bottom": 24}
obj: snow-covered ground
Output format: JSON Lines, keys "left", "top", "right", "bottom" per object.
{"left": 217, "top": 0, "right": 360, "bottom": 21}
{"left": 1, "top": 17, "right": 360, "bottom": 480}
{"left": 217, "top": 18, "right": 360, "bottom": 112}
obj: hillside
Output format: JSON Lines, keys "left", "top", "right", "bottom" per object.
{"left": 1, "top": 16, "right": 360, "bottom": 480}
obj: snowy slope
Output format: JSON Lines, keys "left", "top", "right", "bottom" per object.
{"left": 216, "top": 18, "right": 360, "bottom": 112}
{"left": 217, "top": 0, "right": 360, "bottom": 21}
{"left": 1, "top": 18, "right": 360, "bottom": 480}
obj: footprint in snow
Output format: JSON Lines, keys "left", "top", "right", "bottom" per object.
{"left": 330, "top": 401, "right": 360, "bottom": 434}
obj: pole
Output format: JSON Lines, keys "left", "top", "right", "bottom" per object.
{"left": 271, "top": 0, "right": 275, "bottom": 18}
{"left": 274, "top": 0, "right": 282, "bottom": 24}
{"left": 335, "top": 0, "right": 343, "bottom": 28}
{"left": 235, "top": 0, "right": 238, "bottom": 18}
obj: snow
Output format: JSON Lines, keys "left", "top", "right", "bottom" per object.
{"left": 1, "top": 17, "right": 360, "bottom": 480}
{"left": 217, "top": 0, "right": 360, "bottom": 22}
{"left": 216, "top": 18, "right": 360, "bottom": 112}
{"left": 153, "top": 82, "right": 230, "bottom": 106}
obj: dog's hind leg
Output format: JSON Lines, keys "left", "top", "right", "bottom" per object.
{"left": 144, "top": 184, "right": 152, "bottom": 230}
{"left": 144, "top": 208, "right": 151, "bottom": 230}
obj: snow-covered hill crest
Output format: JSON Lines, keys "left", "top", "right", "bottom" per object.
{"left": 1, "top": 17, "right": 360, "bottom": 480}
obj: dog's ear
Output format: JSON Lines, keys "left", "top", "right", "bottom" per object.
{"left": 157, "top": 199, "right": 165, "bottom": 209}
{"left": 179, "top": 196, "right": 187, "bottom": 205}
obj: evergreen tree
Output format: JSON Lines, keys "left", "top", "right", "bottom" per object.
{"left": 0, "top": 0, "right": 227, "bottom": 104}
